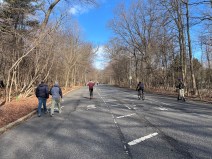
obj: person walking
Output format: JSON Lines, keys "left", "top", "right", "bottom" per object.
{"left": 87, "top": 80, "right": 95, "bottom": 99}
{"left": 35, "top": 81, "right": 49, "bottom": 117}
{"left": 50, "top": 81, "right": 63, "bottom": 117}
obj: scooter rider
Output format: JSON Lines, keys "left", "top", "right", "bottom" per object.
{"left": 177, "top": 78, "right": 185, "bottom": 101}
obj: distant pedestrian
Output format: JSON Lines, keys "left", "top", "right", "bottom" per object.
{"left": 35, "top": 81, "right": 49, "bottom": 117}
{"left": 49, "top": 81, "right": 63, "bottom": 117}
{"left": 87, "top": 80, "right": 95, "bottom": 99}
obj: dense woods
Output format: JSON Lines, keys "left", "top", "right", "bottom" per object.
{"left": 104, "top": 0, "right": 211, "bottom": 100}
{"left": 0, "top": 0, "right": 97, "bottom": 102}
{"left": 0, "top": 0, "right": 211, "bottom": 104}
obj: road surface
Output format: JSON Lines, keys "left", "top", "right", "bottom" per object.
{"left": 0, "top": 85, "right": 211, "bottom": 159}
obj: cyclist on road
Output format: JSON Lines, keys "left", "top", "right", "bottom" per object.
{"left": 136, "top": 81, "right": 144, "bottom": 100}
{"left": 87, "top": 80, "right": 95, "bottom": 99}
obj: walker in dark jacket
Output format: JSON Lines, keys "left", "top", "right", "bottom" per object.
{"left": 35, "top": 82, "right": 49, "bottom": 117}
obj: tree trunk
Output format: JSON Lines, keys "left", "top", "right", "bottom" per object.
{"left": 185, "top": 1, "right": 197, "bottom": 95}
{"left": 41, "top": 0, "right": 61, "bottom": 30}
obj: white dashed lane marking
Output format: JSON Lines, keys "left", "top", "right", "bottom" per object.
{"left": 158, "top": 107, "right": 168, "bottom": 111}
{"left": 128, "top": 132, "right": 158, "bottom": 146}
{"left": 116, "top": 113, "right": 136, "bottom": 119}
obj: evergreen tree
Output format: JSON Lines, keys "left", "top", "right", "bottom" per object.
{"left": 0, "top": 0, "right": 40, "bottom": 33}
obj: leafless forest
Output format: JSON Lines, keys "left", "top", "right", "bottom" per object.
{"left": 102, "top": 0, "right": 211, "bottom": 100}
{"left": 0, "top": 0, "right": 97, "bottom": 103}
{"left": 0, "top": 0, "right": 211, "bottom": 104}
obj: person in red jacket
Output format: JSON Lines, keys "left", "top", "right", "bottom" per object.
{"left": 87, "top": 80, "right": 95, "bottom": 99}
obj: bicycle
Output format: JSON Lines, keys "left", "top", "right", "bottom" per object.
{"left": 138, "top": 90, "right": 145, "bottom": 100}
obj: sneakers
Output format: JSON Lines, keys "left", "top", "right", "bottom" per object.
{"left": 38, "top": 114, "right": 41, "bottom": 117}
{"left": 50, "top": 114, "right": 54, "bottom": 117}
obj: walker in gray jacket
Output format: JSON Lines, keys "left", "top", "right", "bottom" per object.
{"left": 50, "top": 81, "right": 63, "bottom": 116}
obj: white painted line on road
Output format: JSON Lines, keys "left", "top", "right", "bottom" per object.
{"left": 97, "top": 90, "right": 107, "bottom": 104}
{"left": 161, "top": 102, "right": 170, "bottom": 106}
{"left": 128, "top": 132, "right": 158, "bottom": 146}
{"left": 100, "top": 95, "right": 108, "bottom": 97}
{"left": 148, "top": 99, "right": 172, "bottom": 106}
{"left": 54, "top": 106, "right": 64, "bottom": 110}
{"left": 158, "top": 107, "right": 168, "bottom": 111}
{"left": 87, "top": 105, "right": 96, "bottom": 110}
{"left": 117, "top": 113, "right": 136, "bottom": 119}
{"left": 105, "top": 99, "right": 117, "bottom": 102}
{"left": 124, "top": 104, "right": 131, "bottom": 109}
{"left": 111, "top": 104, "right": 122, "bottom": 107}
{"left": 114, "top": 119, "right": 117, "bottom": 124}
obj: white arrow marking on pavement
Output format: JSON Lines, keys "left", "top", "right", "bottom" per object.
{"left": 128, "top": 132, "right": 158, "bottom": 146}
{"left": 87, "top": 105, "right": 96, "bottom": 110}
{"left": 116, "top": 113, "right": 136, "bottom": 119}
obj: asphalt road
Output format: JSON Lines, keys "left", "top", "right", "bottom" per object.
{"left": 0, "top": 85, "right": 211, "bottom": 159}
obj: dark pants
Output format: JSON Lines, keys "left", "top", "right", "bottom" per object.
{"left": 138, "top": 89, "right": 144, "bottom": 96}
{"left": 37, "top": 97, "right": 47, "bottom": 115}
{"left": 89, "top": 88, "right": 93, "bottom": 98}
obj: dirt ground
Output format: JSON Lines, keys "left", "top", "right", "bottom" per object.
{"left": 0, "top": 87, "right": 76, "bottom": 128}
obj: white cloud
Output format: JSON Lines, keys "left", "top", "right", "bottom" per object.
{"left": 69, "top": 7, "right": 78, "bottom": 15}
{"left": 69, "top": 5, "right": 91, "bottom": 15}
{"left": 93, "top": 45, "right": 109, "bottom": 70}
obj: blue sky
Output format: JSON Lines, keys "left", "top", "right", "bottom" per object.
{"left": 70, "top": 0, "right": 128, "bottom": 44}
{"left": 68, "top": 0, "right": 130, "bottom": 69}
{"left": 66, "top": 0, "right": 210, "bottom": 69}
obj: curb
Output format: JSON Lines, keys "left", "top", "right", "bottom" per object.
{"left": 0, "top": 86, "right": 81, "bottom": 135}
{"left": 0, "top": 110, "right": 36, "bottom": 135}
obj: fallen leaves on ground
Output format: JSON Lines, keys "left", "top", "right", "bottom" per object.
{"left": 0, "top": 87, "right": 78, "bottom": 128}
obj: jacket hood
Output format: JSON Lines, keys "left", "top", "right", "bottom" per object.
{"left": 39, "top": 83, "right": 47, "bottom": 87}
{"left": 54, "top": 84, "right": 59, "bottom": 87}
